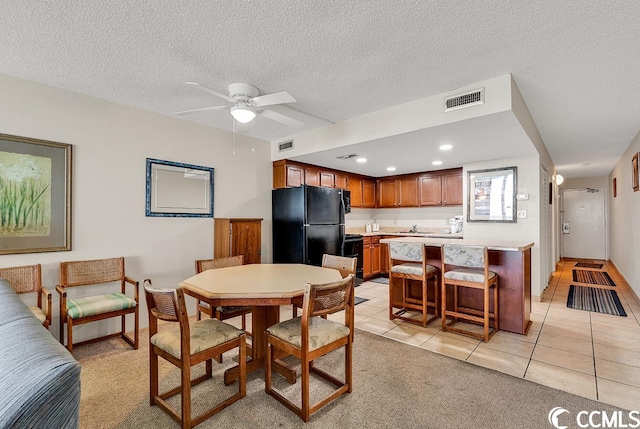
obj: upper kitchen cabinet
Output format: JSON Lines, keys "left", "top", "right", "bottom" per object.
{"left": 349, "top": 176, "right": 376, "bottom": 208}
{"left": 334, "top": 172, "right": 349, "bottom": 190}
{"left": 377, "top": 176, "right": 419, "bottom": 208}
{"left": 273, "top": 160, "right": 352, "bottom": 191}
{"left": 304, "top": 167, "right": 321, "bottom": 186}
{"left": 419, "top": 168, "right": 463, "bottom": 206}
{"left": 442, "top": 170, "right": 463, "bottom": 205}
{"left": 273, "top": 160, "right": 303, "bottom": 188}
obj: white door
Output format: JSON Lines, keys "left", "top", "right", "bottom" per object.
{"left": 562, "top": 188, "right": 606, "bottom": 259}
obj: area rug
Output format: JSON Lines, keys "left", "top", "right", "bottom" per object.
{"left": 354, "top": 297, "right": 369, "bottom": 305}
{"left": 574, "top": 262, "right": 604, "bottom": 269}
{"left": 369, "top": 277, "right": 389, "bottom": 284}
{"left": 567, "top": 285, "right": 627, "bottom": 317}
{"left": 572, "top": 269, "right": 616, "bottom": 286}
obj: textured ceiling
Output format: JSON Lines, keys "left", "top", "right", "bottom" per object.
{"left": 1, "top": 1, "right": 639, "bottom": 178}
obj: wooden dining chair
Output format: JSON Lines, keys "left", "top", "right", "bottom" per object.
{"left": 144, "top": 280, "right": 247, "bottom": 429}
{"left": 266, "top": 274, "right": 355, "bottom": 422}
{"left": 441, "top": 244, "right": 499, "bottom": 342}
{"left": 0, "top": 264, "right": 51, "bottom": 329}
{"left": 388, "top": 242, "right": 439, "bottom": 327}
{"left": 292, "top": 254, "right": 357, "bottom": 318}
{"left": 195, "top": 256, "right": 252, "bottom": 329}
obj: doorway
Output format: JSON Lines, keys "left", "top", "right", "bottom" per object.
{"left": 561, "top": 188, "right": 606, "bottom": 259}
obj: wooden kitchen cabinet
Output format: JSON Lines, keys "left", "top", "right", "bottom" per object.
{"left": 214, "top": 218, "right": 262, "bottom": 264}
{"left": 273, "top": 160, "right": 304, "bottom": 188}
{"left": 334, "top": 172, "right": 349, "bottom": 190}
{"left": 349, "top": 177, "right": 376, "bottom": 208}
{"left": 419, "top": 168, "right": 463, "bottom": 206}
{"left": 442, "top": 171, "right": 463, "bottom": 205}
{"left": 377, "top": 177, "right": 418, "bottom": 207}
{"left": 363, "top": 237, "right": 372, "bottom": 278}
{"left": 419, "top": 174, "right": 442, "bottom": 206}
{"left": 362, "top": 236, "right": 382, "bottom": 279}
{"left": 304, "top": 168, "right": 320, "bottom": 186}
{"left": 320, "top": 171, "right": 335, "bottom": 188}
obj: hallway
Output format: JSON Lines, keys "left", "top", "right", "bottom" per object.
{"left": 342, "top": 259, "right": 640, "bottom": 411}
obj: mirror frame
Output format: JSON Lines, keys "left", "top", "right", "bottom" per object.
{"left": 145, "top": 158, "right": 214, "bottom": 217}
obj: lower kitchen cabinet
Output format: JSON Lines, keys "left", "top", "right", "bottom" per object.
{"left": 363, "top": 236, "right": 381, "bottom": 279}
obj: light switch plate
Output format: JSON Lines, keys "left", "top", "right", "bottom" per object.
{"left": 517, "top": 210, "right": 527, "bottom": 219}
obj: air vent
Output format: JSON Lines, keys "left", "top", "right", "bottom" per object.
{"left": 444, "top": 88, "right": 485, "bottom": 112}
{"left": 278, "top": 140, "right": 294, "bottom": 152}
{"left": 336, "top": 154, "right": 359, "bottom": 160}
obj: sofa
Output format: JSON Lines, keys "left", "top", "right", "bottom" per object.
{"left": 0, "top": 279, "right": 81, "bottom": 428}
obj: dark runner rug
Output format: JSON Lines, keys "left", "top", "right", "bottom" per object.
{"left": 354, "top": 297, "right": 369, "bottom": 305}
{"left": 370, "top": 277, "right": 389, "bottom": 285}
{"left": 567, "top": 285, "right": 627, "bottom": 317}
{"left": 575, "top": 262, "right": 604, "bottom": 269}
{"left": 572, "top": 269, "right": 616, "bottom": 286}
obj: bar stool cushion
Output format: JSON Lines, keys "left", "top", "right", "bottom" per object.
{"left": 444, "top": 269, "right": 497, "bottom": 283}
{"left": 150, "top": 318, "right": 243, "bottom": 359}
{"left": 390, "top": 263, "right": 437, "bottom": 276}
{"left": 266, "top": 316, "right": 350, "bottom": 351}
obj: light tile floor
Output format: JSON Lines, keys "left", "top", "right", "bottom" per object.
{"left": 337, "top": 259, "right": 640, "bottom": 411}
{"left": 232, "top": 259, "right": 640, "bottom": 411}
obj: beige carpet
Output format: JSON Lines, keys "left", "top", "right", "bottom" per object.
{"left": 75, "top": 327, "right": 624, "bottom": 428}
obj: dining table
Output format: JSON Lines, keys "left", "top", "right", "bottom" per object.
{"left": 179, "top": 263, "right": 342, "bottom": 385}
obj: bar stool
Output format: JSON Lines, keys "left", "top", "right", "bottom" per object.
{"left": 388, "top": 242, "right": 439, "bottom": 327}
{"left": 441, "top": 244, "right": 498, "bottom": 342}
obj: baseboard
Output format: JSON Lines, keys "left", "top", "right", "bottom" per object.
{"left": 531, "top": 294, "right": 542, "bottom": 303}
{"left": 608, "top": 259, "right": 640, "bottom": 306}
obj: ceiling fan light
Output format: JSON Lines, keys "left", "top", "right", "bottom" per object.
{"left": 230, "top": 105, "right": 256, "bottom": 123}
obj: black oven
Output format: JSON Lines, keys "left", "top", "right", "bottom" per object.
{"left": 343, "top": 233, "right": 363, "bottom": 284}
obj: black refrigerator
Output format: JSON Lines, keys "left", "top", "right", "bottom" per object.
{"left": 272, "top": 185, "right": 345, "bottom": 266}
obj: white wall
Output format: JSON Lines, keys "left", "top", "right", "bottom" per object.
{"left": 609, "top": 130, "right": 640, "bottom": 299}
{"left": 0, "top": 74, "right": 273, "bottom": 342}
{"left": 463, "top": 155, "right": 544, "bottom": 298}
{"left": 561, "top": 176, "right": 609, "bottom": 189}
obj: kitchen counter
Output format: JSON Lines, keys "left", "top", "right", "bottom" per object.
{"left": 379, "top": 236, "right": 533, "bottom": 252}
{"left": 383, "top": 236, "right": 533, "bottom": 335}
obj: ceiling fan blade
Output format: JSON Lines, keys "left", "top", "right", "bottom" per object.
{"left": 174, "top": 106, "right": 229, "bottom": 116}
{"left": 260, "top": 108, "right": 304, "bottom": 128}
{"left": 185, "top": 82, "right": 235, "bottom": 103}
{"left": 251, "top": 92, "right": 296, "bottom": 107}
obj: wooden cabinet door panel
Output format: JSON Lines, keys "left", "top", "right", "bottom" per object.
{"left": 305, "top": 169, "right": 320, "bottom": 186}
{"left": 419, "top": 175, "right": 442, "bottom": 206}
{"left": 362, "top": 179, "right": 376, "bottom": 208}
{"left": 320, "top": 171, "right": 335, "bottom": 188}
{"left": 334, "top": 173, "right": 348, "bottom": 190}
{"left": 363, "top": 244, "right": 371, "bottom": 279}
{"left": 377, "top": 179, "right": 396, "bottom": 208}
{"left": 398, "top": 177, "right": 418, "bottom": 207}
{"left": 231, "top": 221, "right": 262, "bottom": 264}
{"left": 348, "top": 177, "right": 363, "bottom": 207}
{"left": 443, "top": 172, "right": 463, "bottom": 205}
{"left": 371, "top": 243, "right": 381, "bottom": 276}
{"left": 286, "top": 165, "right": 304, "bottom": 188}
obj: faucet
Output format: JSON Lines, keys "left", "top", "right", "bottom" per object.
{"left": 410, "top": 224, "right": 418, "bottom": 233}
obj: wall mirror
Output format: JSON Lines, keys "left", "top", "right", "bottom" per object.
{"left": 467, "top": 166, "right": 517, "bottom": 223}
{"left": 145, "top": 158, "right": 214, "bottom": 217}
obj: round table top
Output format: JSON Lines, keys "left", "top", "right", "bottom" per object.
{"left": 179, "top": 263, "right": 344, "bottom": 302}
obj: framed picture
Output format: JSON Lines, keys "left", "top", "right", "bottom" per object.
{"left": 468, "top": 166, "right": 517, "bottom": 223}
{"left": 0, "top": 133, "right": 72, "bottom": 255}
{"left": 145, "top": 158, "right": 214, "bottom": 217}
{"left": 633, "top": 153, "right": 639, "bottom": 192}
{"left": 613, "top": 177, "right": 617, "bottom": 197}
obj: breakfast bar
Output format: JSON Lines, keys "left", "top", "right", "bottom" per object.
{"left": 380, "top": 237, "right": 534, "bottom": 335}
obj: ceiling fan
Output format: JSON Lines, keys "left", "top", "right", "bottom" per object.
{"left": 175, "top": 82, "right": 304, "bottom": 128}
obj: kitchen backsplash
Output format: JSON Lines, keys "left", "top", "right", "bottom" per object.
{"left": 345, "top": 206, "right": 463, "bottom": 230}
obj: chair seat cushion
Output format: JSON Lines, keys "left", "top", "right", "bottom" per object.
{"left": 390, "top": 263, "right": 436, "bottom": 276}
{"left": 66, "top": 292, "right": 136, "bottom": 319}
{"left": 150, "top": 318, "right": 243, "bottom": 359}
{"left": 444, "top": 268, "right": 497, "bottom": 283}
{"left": 29, "top": 306, "right": 46, "bottom": 324}
{"left": 266, "top": 316, "right": 350, "bottom": 351}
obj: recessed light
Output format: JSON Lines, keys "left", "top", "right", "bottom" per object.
{"left": 386, "top": 166, "right": 396, "bottom": 172}
{"left": 432, "top": 160, "right": 443, "bottom": 166}
{"left": 439, "top": 144, "right": 453, "bottom": 151}
{"left": 356, "top": 158, "right": 367, "bottom": 163}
